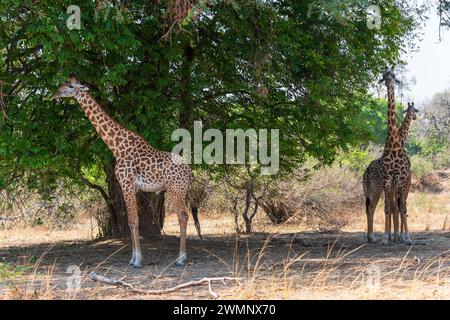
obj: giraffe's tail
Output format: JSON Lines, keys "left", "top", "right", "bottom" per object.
{"left": 365, "top": 197, "right": 371, "bottom": 215}
{"left": 191, "top": 207, "right": 203, "bottom": 239}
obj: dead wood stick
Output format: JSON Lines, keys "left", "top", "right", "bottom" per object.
{"left": 89, "top": 272, "right": 242, "bottom": 299}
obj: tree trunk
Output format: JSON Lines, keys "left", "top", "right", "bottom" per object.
{"left": 243, "top": 216, "right": 252, "bottom": 234}
{"left": 103, "top": 161, "right": 164, "bottom": 238}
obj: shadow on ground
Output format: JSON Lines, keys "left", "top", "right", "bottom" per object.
{"left": 1, "top": 231, "right": 449, "bottom": 299}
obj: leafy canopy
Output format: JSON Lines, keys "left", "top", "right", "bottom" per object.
{"left": 0, "top": 0, "right": 421, "bottom": 193}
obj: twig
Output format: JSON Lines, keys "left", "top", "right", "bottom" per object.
{"left": 89, "top": 272, "right": 242, "bottom": 299}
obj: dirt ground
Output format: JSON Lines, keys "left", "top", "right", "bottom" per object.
{"left": 0, "top": 225, "right": 448, "bottom": 300}
{"left": 1, "top": 171, "right": 449, "bottom": 299}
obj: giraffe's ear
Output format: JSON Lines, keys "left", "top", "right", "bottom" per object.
{"left": 79, "top": 84, "right": 89, "bottom": 91}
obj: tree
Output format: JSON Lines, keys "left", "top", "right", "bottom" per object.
{"left": 439, "top": 0, "right": 450, "bottom": 29}
{"left": 0, "top": 0, "right": 422, "bottom": 236}
{"left": 406, "top": 89, "right": 450, "bottom": 160}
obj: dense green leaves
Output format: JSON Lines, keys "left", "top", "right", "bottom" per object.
{"left": 0, "top": 0, "right": 422, "bottom": 196}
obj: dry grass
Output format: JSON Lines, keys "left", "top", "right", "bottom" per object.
{"left": 0, "top": 173, "right": 449, "bottom": 300}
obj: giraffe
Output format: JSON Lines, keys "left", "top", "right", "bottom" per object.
{"left": 52, "top": 75, "right": 202, "bottom": 268}
{"left": 378, "top": 68, "right": 413, "bottom": 246}
{"left": 363, "top": 102, "right": 419, "bottom": 243}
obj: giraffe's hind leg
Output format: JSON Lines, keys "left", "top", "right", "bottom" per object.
{"left": 392, "top": 189, "right": 401, "bottom": 243}
{"left": 366, "top": 189, "right": 381, "bottom": 243}
{"left": 399, "top": 177, "right": 412, "bottom": 246}
{"left": 167, "top": 189, "right": 189, "bottom": 267}
{"left": 382, "top": 179, "right": 395, "bottom": 246}
{"left": 176, "top": 209, "right": 188, "bottom": 267}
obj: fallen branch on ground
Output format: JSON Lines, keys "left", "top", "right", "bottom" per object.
{"left": 89, "top": 272, "right": 242, "bottom": 299}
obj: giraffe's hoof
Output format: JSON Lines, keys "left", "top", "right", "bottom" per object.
{"left": 381, "top": 233, "right": 390, "bottom": 246}
{"left": 367, "top": 234, "right": 377, "bottom": 243}
{"left": 176, "top": 255, "right": 187, "bottom": 268}
{"left": 402, "top": 233, "right": 412, "bottom": 246}
{"left": 131, "top": 262, "right": 142, "bottom": 269}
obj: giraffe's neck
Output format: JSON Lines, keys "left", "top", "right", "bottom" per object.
{"left": 398, "top": 110, "right": 413, "bottom": 148}
{"left": 75, "top": 92, "right": 129, "bottom": 157}
{"left": 384, "top": 82, "right": 400, "bottom": 151}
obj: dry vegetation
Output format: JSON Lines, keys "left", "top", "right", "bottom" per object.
{"left": 0, "top": 170, "right": 449, "bottom": 300}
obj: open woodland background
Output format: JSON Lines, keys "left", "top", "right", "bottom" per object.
{"left": 0, "top": 0, "right": 449, "bottom": 299}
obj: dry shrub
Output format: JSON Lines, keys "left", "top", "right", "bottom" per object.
{"left": 186, "top": 174, "right": 217, "bottom": 218}
{"left": 262, "top": 165, "right": 364, "bottom": 232}
{"left": 411, "top": 171, "right": 447, "bottom": 193}
{"left": 260, "top": 198, "right": 294, "bottom": 225}
{"left": 0, "top": 183, "right": 100, "bottom": 230}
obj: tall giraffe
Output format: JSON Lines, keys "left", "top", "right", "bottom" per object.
{"left": 52, "top": 75, "right": 202, "bottom": 268}
{"left": 379, "top": 68, "right": 413, "bottom": 246}
{"left": 363, "top": 102, "right": 419, "bottom": 243}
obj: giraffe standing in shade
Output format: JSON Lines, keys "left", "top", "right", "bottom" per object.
{"left": 377, "top": 68, "right": 413, "bottom": 246}
{"left": 363, "top": 102, "right": 419, "bottom": 243}
{"left": 52, "top": 75, "right": 201, "bottom": 268}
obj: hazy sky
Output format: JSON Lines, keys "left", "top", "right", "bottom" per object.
{"left": 404, "top": 4, "right": 450, "bottom": 104}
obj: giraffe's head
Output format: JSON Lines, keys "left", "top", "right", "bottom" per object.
{"left": 404, "top": 102, "right": 419, "bottom": 120}
{"left": 51, "top": 75, "right": 89, "bottom": 100}
{"left": 379, "top": 67, "right": 400, "bottom": 86}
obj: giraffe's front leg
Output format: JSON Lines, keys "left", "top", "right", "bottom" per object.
{"left": 399, "top": 196, "right": 412, "bottom": 246}
{"left": 128, "top": 219, "right": 142, "bottom": 268}
{"left": 169, "top": 193, "right": 189, "bottom": 267}
{"left": 124, "top": 195, "right": 142, "bottom": 268}
{"left": 381, "top": 190, "right": 391, "bottom": 246}
{"left": 117, "top": 171, "right": 143, "bottom": 268}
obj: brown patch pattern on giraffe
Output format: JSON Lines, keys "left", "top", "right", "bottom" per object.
{"left": 363, "top": 103, "right": 418, "bottom": 243}
{"left": 52, "top": 76, "right": 198, "bottom": 268}
{"left": 377, "top": 68, "right": 413, "bottom": 246}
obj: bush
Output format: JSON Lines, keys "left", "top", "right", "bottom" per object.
{"left": 434, "top": 146, "right": 450, "bottom": 169}
{"left": 0, "top": 181, "right": 99, "bottom": 229}
{"left": 337, "top": 145, "right": 380, "bottom": 174}
{"left": 410, "top": 155, "right": 434, "bottom": 179}
{"left": 261, "top": 164, "right": 364, "bottom": 232}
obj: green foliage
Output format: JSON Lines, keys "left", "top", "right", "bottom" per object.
{"left": 0, "top": 262, "right": 31, "bottom": 281}
{"left": 403, "top": 87, "right": 450, "bottom": 174}
{"left": 0, "top": 1, "right": 422, "bottom": 201}
{"left": 406, "top": 134, "right": 448, "bottom": 158}
{"left": 410, "top": 154, "right": 435, "bottom": 179}
{"left": 337, "top": 147, "right": 377, "bottom": 174}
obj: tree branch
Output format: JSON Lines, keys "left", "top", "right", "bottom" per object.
{"left": 89, "top": 272, "right": 242, "bottom": 299}
{"left": 78, "top": 171, "right": 110, "bottom": 206}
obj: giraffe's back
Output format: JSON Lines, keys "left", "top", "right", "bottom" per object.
{"left": 132, "top": 146, "right": 191, "bottom": 193}
{"left": 363, "top": 158, "right": 384, "bottom": 198}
